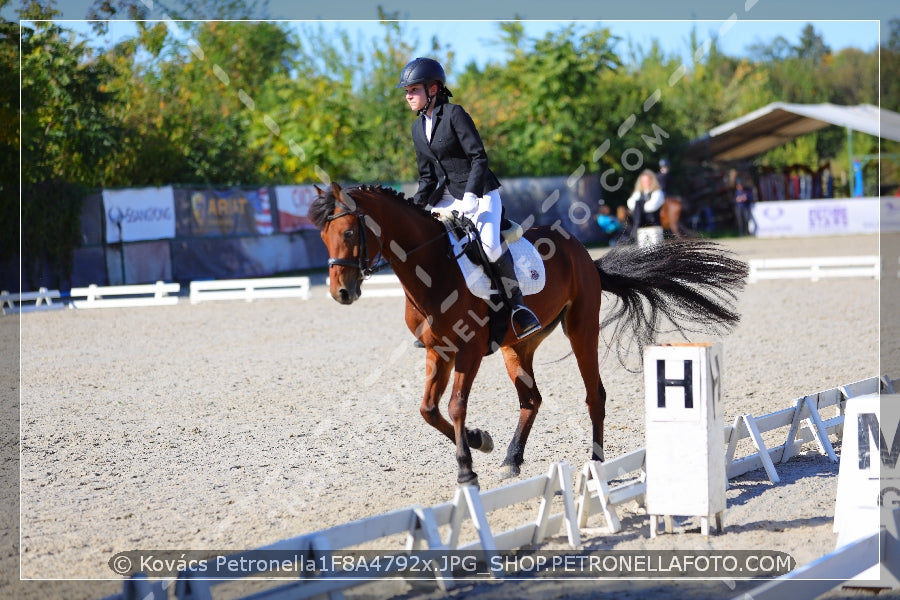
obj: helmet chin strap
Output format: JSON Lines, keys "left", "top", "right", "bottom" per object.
{"left": 417, "top": 84, "right": 434, "bottom": 117}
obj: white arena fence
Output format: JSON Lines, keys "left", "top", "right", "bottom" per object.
{"left": 747, "top": 255, "right": 880, "bottom": 282}
{"left": 733, "top": 529, "right": 883, "bottom": 600}
{"left": 0, "top": 287, "right": 64, "bottom": 314}
{"left": 100, "top": 375, "right": 896, "bottom": 600}
{"left": 1, "top": 277, "right": 315, "bottom": 313}
{"left": 188, "top": 277, "right": 310, "bottom": 303}
{"left": 69, "top": 282, "right": 181, "bottom": 309}
{"left": 7, "top": 250, "right": 890, "bottom": 314}
{"left": 324, "top": 273, "right": 405, "bottom": 298}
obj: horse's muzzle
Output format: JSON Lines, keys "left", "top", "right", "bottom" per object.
{"left": 331, "top": 277, "right": 361, "bottom": 305}
{"left": 335, "top": 286, "right": 358, "bottom": 304}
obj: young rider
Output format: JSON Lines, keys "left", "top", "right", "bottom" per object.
{"left": 398, "top": 57, "right": 541, "bottom": 339}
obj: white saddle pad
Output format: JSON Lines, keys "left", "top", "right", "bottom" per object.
{"left": 445, "top": 223, "right": 546, "bottom": 301}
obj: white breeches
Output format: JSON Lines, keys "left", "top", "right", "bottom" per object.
{"left": 433, "top": 188, "right": 503, "bottom": 262}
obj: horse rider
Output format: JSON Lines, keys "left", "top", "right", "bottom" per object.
{"left": 625, "top": 168, "right": 665, "bottom": 241}
{"left": 397, "top": 57, "right": 541, "bottom": 339}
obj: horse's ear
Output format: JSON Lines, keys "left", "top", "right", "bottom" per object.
{"left": 333, "top": 182, "right": 357, "bottom": 210}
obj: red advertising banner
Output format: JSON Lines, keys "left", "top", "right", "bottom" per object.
{"left": 274, "top": 185, "right": 318, "bottom": 232}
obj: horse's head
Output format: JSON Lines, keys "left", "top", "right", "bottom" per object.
{"left": 311, "top": 181, "right": 440, "bottom": 305}
{"left": 310, "top": 182, "right": 367, "bottom": 304}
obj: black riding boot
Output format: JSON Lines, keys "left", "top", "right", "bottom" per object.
{"left": 490, "top": 249, "right": 541, "bottom": 338}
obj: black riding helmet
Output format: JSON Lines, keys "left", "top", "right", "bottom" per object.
{"left": 398, "top": 57, "right": 452, "bottom": 115}
{"left": 397, "top": 57, "right": 446, "bottom": 88}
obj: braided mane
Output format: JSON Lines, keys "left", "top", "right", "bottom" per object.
{"left": 309, "top": 183, "right": 429, "bottom": 229}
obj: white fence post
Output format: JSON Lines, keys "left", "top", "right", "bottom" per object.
{"left": 576, "top": 449, "right": 646, "bottom": 533}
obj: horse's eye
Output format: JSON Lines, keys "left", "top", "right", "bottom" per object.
{"left": 343, "top": 229, "right": 355, "bottom": 240}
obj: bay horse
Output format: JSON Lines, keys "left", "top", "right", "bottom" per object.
{"left": 311, "top": 182, "right": 746, "bottom": 487}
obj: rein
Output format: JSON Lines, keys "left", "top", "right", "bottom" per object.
{"left": 325, "top": 191, "right": 449, "bottom": 278}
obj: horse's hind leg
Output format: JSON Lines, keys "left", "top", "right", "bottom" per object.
{"left": 498, "top": 343, "right": 542, "bottom": 478}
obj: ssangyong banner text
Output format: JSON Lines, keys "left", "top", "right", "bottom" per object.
{"left": 102, "top": 186, "right": 176, "bottom": 243}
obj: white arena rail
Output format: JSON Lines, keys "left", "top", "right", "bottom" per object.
{"left": 748, "top": 255, "right": 880, "bottom": 282}
{"left": 325, "top": 274, "right": 404, "bottom": 298}
{"left": 101, "top": 463, "right": 578, "bottom": 600}
{"left": 69, "top": 282, "right": 180, "bottom": 309}
{"left": 574, "top": 375, "right": 891, "bottom": 531}
{"left": 576, "top": 449, "right": 646, "bottom": 534}
{"left": 1, "top": 287, "right": 64, "bottom": 314}
{"left": 428, "top": 462, "right": 580, "bottom": 554}
{"left": 174, "top": 505, "right": 451, "bottom": 600}
{"left": 723, "top": 375, "right": 887, "bottom": 483}
{"left": 189, "top": 277, "right": 310, "bottom": 303}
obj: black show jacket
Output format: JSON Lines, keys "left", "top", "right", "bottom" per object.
{"left": 411, "top": 99, "right": 502, "bottom": 207}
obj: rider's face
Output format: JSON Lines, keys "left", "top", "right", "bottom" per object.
{"left": 404, "top": 83, "right": 432, "bottom": 113}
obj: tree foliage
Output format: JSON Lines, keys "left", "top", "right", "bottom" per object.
{"left": 13, "top": 14, "right": 889, "bottom": 191}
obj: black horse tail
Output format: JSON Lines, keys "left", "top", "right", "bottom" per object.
{"left": 594, "top": 239, "right": 748, "bottom": 367}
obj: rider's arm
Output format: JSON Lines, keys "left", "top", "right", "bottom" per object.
{"left": 644, "top": 189, "right": 665, "bottom": 212}
{"left": 626, "top": 191, "right": 640, "bottom": 211}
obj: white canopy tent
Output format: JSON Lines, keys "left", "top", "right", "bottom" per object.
{"left": 685, "top": 102, "right": 900, "bottom": 163}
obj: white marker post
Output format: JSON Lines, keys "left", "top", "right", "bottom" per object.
{"left": 644, "top": 343, "right": 726, "bottom": 537}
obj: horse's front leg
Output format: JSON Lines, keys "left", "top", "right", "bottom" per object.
{"left": 448, "top": 351, "right": 486, "bottom": 487}
{"left": 420, "top": 348, "right": 494, "bottom": 454}
{"left": 419, "top": 348, "right": 456, "bottom": 442}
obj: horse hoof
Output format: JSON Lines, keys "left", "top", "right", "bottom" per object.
{"left": 498, "top": 464, "right": 520, "bottom": 479}
{"left": 459, "top": 477, "right": 480, "bottom": 490}
{"left": 478, "top": 430, "right": 494, "bottom": 454}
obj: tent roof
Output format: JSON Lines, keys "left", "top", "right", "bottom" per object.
{"left": 684, "top": 102, "right": 900, "bottom": 162}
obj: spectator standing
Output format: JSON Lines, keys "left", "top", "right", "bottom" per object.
{"left": 657, "top": 158, "right": 671, "bottom": 196}
{"left": 625, "top": 169, "right": 665, "bottom": 241}
{"left": 733, "top": 180, "right": 756, "bottom": 236}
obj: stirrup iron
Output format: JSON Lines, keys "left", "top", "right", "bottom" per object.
{"left": 510, "top": 305, "right": 541, "bottom": 338}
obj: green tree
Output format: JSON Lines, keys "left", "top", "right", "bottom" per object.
{"left": 97, "top": 19, "right": 296, "bottom": 185}
{"left": 0, "top": 0, "right": 19, "bottom": 268}
{"left": 15, "top": 4, "right": 123, "bottom": 287}
{"left": 794, "top": 23, "right": 831, "bottom": 64}
{"left": 458, "top": 23, "right": 621, "bottom": 179}
{"left": 20, "top": 17, "right": 121, "bottom": 184}
{"left": 883, "top": 18, "right": 900, "bottom": 113}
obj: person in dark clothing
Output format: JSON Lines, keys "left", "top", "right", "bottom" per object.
{"left": 625, "top": 169, "right": 665, "bottom": 240}
{"left": 733, "top": 180, "right": 756, "bottom": 236}
{"left": 657, "top": 157, "right": 671, "bottom": 195}
{"left": 398, "top": 57, "right": 540, "bottom": 338}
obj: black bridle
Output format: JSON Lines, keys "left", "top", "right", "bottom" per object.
{"left": 324, "top": 189, "right": 451, "bottom": 279}
{"left": 324, "top": 194, "right": 390, "bottom": 278}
